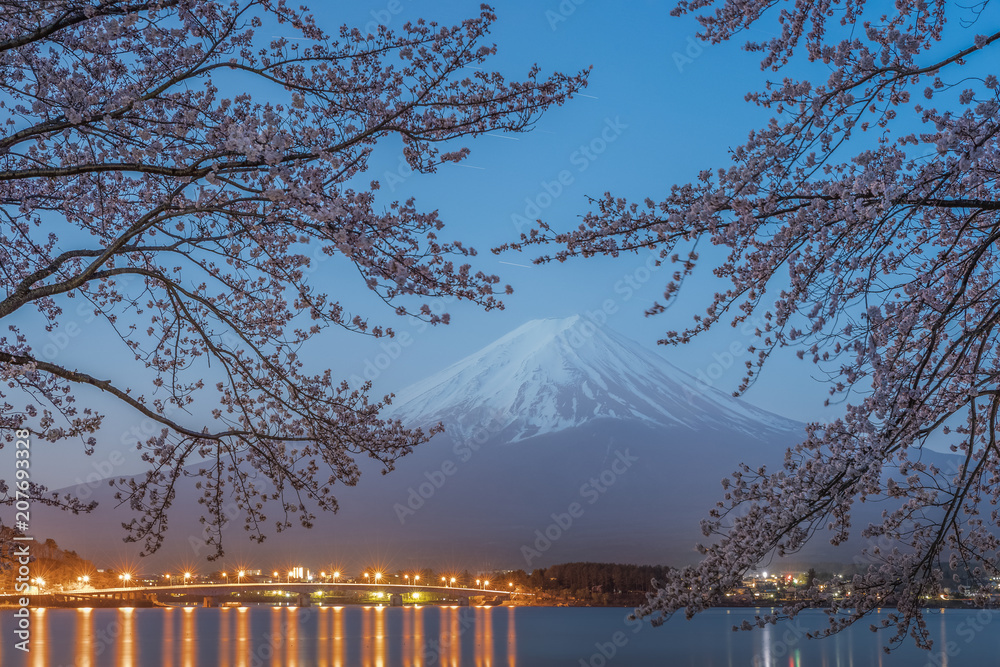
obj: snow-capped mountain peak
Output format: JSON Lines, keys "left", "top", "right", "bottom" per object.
{"left": 385, "top": 315, "right": 798, "bottom": 442}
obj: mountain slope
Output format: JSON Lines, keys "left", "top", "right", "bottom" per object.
{"left": 385, "top": 315, "right": 799, "bottom": 442}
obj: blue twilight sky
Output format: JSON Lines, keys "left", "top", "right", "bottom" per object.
{"left": 22, "top": 1, "right": 863, "bottom": 487}
{"left": 321, "top": 1, "right": 831, "bottom": 412}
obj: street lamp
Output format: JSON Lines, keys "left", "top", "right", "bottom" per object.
{"left": 484, "top": 580, "right": 490, "bottom": 589}
{"left": 450, "top": 577, "right": 456, "bottom": 587}
{"left": 375, "top": 572, "right": 382, "bottom": 583}
{"left": 238, "top": 570, "right": 245, "bottom": 585}
{"left": 184, "top": 572, "right": 191, "bottom": 585}
{"left": 333, "top": 571, "right": 340, "bottom": 582}
{"left": 287, "top": 571, "right": 293, "bottom": 583}
{"left": 414, "top": 575, "right": 420, "bottom": 583}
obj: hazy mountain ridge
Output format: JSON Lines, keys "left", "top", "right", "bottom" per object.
{"left": 37, "top": 315, "right": 814, "bottom": 569}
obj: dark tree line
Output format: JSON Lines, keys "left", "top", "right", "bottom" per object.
{"left": 528, "top": 562, "right": 671, "bottom": 594}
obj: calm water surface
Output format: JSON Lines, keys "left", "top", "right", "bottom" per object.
{"left": 2, "top": 605, "right": 999, "bottom": 666}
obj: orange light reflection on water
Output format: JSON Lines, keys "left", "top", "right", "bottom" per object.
{"left": 47, "top": 600, "right": 521, "bottom": 666}
{"left": 269, "top": 606, "right": 285, "bottom": 667}
{"left": 402, "top": 605, "right": 424, "bottom": 667}
{"left": 30, "top": 609, "right": 47, "bottom": 667}
{"left": 236, "top": 607, "right": 250, "bottom": 667}
{"left": 507, "top": 606, "right": 517, "bottom": 666}
{"left": 75, "top": 608, "right": 93, "bottom": 667}
{"left": 374, "top": 606, "right": 387, "bottom": 667}
{"left": 182, "top": 607, "right": 196, "bottom": 667}
{"left": 117, "top": 608, "right": 136, "bottom": 667}
{"left": 438, "top": 606, "right": 461, "bottom": 667}
{"left": 475, "top": 606, "right": 494, "bottom": 667}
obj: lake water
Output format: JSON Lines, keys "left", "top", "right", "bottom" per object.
{"left": 2, "top": 605, "right": 998, "bottom": 666}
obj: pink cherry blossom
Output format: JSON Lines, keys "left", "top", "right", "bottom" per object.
{"left": 0, "top": 1, "right": 588, "bottom": 560}
{"left": 503, "top": 0, "right": 1000, "bottom": 651}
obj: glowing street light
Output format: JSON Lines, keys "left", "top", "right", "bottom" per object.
{"left": 484, "top": 580, "right": 490, "bottom": 589}
{"left": 374, "top": 572, "right": 382, "bottom": 583}
{"left": 238, "top": 570, "right": 245, "bottom": 585}
{"left": 414, "top": 575, "right": 420, "bottom": 583}
{"left": 184, "top": 572, "right": 191, "bottom": 585}
{"left": 333, "top": 571, "right": 340, "bottom": 581}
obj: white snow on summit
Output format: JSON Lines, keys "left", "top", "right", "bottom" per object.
{"left": 384, "top": 315, "right": 799, "bottom": 442}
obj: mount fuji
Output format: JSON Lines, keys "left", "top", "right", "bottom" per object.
{"left": 384, "top": 314, "right": 797, "bottom": 443}
{"left": 35, "top": 315, "right": 810, "bottom": 570}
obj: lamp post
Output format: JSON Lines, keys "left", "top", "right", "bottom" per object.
{"left": 184, "top": 572, "right": 191, "bottom": 585}
{"left": 450, "top": 577, "right": 456, "bottom": 588}
{"left": 483, "top": 580, "right": 489, "bottom": 590}
{"left": 238, "top": 570, "right": 245, "bottom": 585}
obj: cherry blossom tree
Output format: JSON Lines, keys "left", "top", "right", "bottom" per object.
{"left": 504, "top": 0, "right": 1000, "bottom": 651}
{"left": 0, "top": 0, "right": 587, "bottom": 559}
